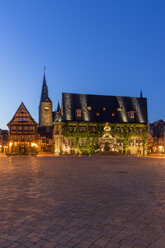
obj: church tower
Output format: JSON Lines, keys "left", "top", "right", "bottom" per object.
{"left": 39, "top": 72, "right": 53, "bottom": 127}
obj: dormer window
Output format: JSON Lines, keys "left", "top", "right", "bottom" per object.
{"left": 76, "top": 109, "right": 82, "bottom": 118}
{"left": 129, "top": 111, "right": 135, "bottom": 119}
{"left": 87, "top": 106, "right": 92, "bottom": 110}
{"left": 117, "top": 107, "right": 122, "bottom": 112}
{"left": 102, "top": 107, "right": 106, "bottom": 111}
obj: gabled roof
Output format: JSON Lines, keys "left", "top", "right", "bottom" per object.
{"left": 150, "top": 119, "right": 165, "bottom": 137}
{"left": 40, "top": 73, "right": 52, "bottom": 103}
{"left": 62, "top": 92, "right": 148, "bottom": 124}
{"left": 7, "top": 102, "right": 38, "bottom": 126}
{"left": 151, "top": 119, "right": 164, "bottom": 128}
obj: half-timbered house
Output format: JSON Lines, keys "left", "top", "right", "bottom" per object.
{"left": 7, "top": 102, "right": 38, "bottom": 153}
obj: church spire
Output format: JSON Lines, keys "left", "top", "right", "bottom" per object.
{"left": 57, "top": 101, "right": 60, "bottom": 112}
{"left": 140, "top": 89, "right": 143, "bottom": 98}
{"left": 39, "top": 69, "right": 53, "bottom": 127}
{"left": 40, "top": 70, "right": 52, "bottom": 103}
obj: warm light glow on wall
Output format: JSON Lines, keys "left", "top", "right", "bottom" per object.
{"left": 9, "top": 142, "right": 13, "bottom": 147}
{"left": 31, "top": 143, "right": 38, "bottom": 148}
{"left": 158, "top": 146, "right": 164, "bottom": 152}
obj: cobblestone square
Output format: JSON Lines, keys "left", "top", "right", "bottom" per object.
{"left": 0, "top": 155, "right": 165, "bottom": 248}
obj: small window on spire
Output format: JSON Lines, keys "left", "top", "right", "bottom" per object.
{"left": 87, "top": 106, "right": 92, "bottom": 110}
{"left": 117, "top": 107, "right": 122, "bottom": 112}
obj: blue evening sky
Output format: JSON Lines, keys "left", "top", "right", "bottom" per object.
{"left": 0, "top": 0, "right": 164, "bottom": 129}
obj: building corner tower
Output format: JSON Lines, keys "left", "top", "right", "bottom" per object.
{"left": 39, "top": 72, "right": 53, "bottom": 127}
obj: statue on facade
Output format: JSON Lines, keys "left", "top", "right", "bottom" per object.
{"left": 102, "top": 123, "right": 113, "bottom": 139}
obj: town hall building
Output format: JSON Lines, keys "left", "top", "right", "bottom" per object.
{"left": 38, "top": 73, "right": 148, "bottom": 156}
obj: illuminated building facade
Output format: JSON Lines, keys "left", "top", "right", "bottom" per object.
{"left": 7, "top": 102, "right": 38, "bottom": 153}
{"left": 53, "top": 93, "right": 148, "bottom": 155}
{"left": 39, "top": 73, "right": 148, "bottom": 156}
{"left": 6, "top": 73, "right": 148, "bottom": 155}
{"left": 149, "top": 120, "right": 165, "bottom": 154}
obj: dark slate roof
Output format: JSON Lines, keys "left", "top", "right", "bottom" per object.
{"left": 62, "top": 93, "right": 148, "bottom": 124}
{"left": 40, "top": 73, "right": 52, "bottom": 103}
{"left": 150, "top": 120, "right": 165, "bottom": 137}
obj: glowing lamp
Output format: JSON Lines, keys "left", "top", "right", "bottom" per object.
{"left": 9, "top": 142, "right": 13, "bottom": 147}
{"left": 31, "top": 143, "right": 38, "bottom": 148}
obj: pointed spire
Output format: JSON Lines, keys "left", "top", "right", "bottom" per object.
{"left": 40, "top": 69, "right": 52, "bottom": 103}
{"left": 57, "top": 101, "right": 60, "bottom": 112}
{"left": 140, "top": 89, "right": 143, "bottom": 98}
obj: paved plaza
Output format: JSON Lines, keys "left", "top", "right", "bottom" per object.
{"left": 0, "top": 156, "right": 165, "bottom": 248}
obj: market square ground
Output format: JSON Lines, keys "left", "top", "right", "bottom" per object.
{"left": 0, "top": 156, "right": 165, "bottom": 248}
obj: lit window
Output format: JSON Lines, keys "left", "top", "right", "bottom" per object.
{"left": 129, "top": 111, "right": 135, "bottom": 119}
{"left": 112, "top": 113, "right": 115, "bottom": 116}
{"left": 96, "top": 113, "right": 100, "bottom": 116}
{"left": 117, "top": 107, "right": 122, "bottom": 111}
{"left": 76, "top": 109, "right": 82, "bottom": 118}
{"left": 87, "top": 106, "right": 92, "bottom": 110}
{"left": 102, "top": 107, "right": 106, "bottom": 111}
